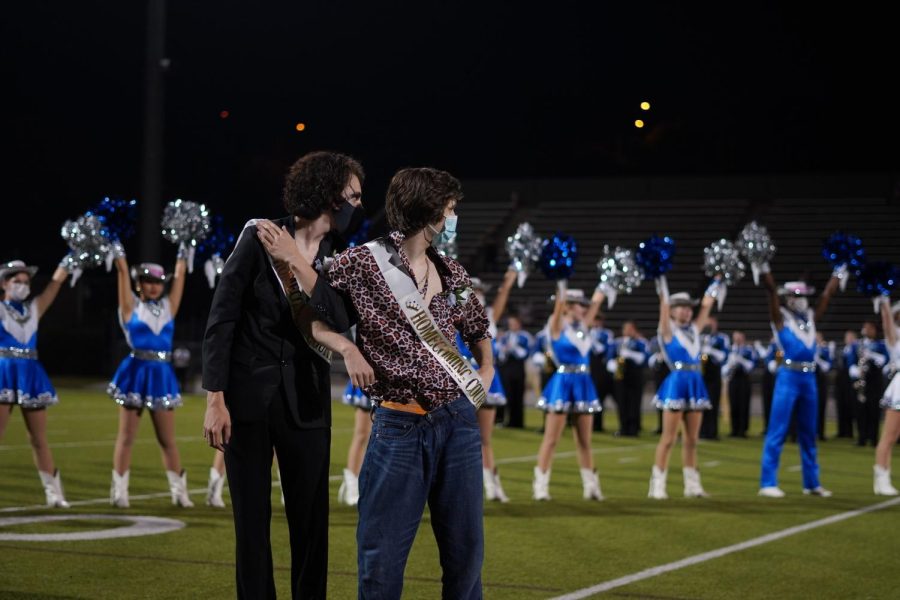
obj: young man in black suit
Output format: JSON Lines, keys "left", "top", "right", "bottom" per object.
{"left": 202, "top": 151, "right": 372, "bottom": 599}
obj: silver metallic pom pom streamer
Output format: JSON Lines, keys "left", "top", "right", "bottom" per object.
{"left": 506, "top": 222, "right": 543, "bottom": 287}
{"left": 595, "top": 245, "right": 643, "bottom": 308}
{"left": 434, "top": 237, "right": 458, "bottom": 260}
{"left": 161, "top": 199, "right": 211, "bottom": 273}
{"left": 702, "top": 238, "right": 746, "bottom": 309}
{"left": 737, "top": 221, "right": 776, "bottom": 285}
{"left": 60, "top": 215, "right": 112, "bottom": 286}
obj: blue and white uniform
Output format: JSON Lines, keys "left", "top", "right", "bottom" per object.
{"left": 0, "top": 300, "right": 58, "bottom": 409}
{"left": 107, "top": 295, "right": 182, "bottom": 410}
{"left": 456, "top": 331, "right": 506, "bottom": 406}
{"left": 343, "top": 379, "right": 373, "bottom": 411}
{"left": 881, "top": 327, "right": 900, "bottom": 411}
{"left": 653, "top": 322, "right": 711, "bottom": 411}
{"left": 537, "top": 323, "right": 600, "bottom": 413}
{"left": 760, "top": 307, "right": 822, "bottom": 490}
{"left": 496, "top": 330, "right": 534, "bottom": 365}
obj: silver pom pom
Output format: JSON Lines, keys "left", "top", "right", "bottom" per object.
{"left": 434, "top": 237, "right": 458, "bottom": 260}
{"left": 596, "top": 245, "right": 643, "bottom": 308}
{"left": 161, "top": 199, "right": 211, "bottom": 246}
{"left": 506, "top": 222, "right": 543, "bottom": 287}
{"left": 60, "top": 215, "right": 111, "bottom": 276}
{"left": 703, "top": 239, "right": 745, "bottom": 286}
{"left": 737, "top": 221, "right": 776, "bottom": 284}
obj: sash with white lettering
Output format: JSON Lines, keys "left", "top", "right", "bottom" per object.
{"left": 231, "top": 219, "right": 333, "bottom": 363}
{"left": 365, "top": 239, "right": 486, "bottom": 409}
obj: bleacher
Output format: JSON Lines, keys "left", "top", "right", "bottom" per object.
{"left": 459, "top": 175, "right": 900, "bottom": 345}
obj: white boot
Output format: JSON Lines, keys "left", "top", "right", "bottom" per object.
{"left": 683, "top": 467, "right": 710, "bottom": 498}
{"left": 206, "top": 467, "right": 226, "bottom": 508}
{"left": 874, "top": 465, "right": 899, "bottom": 496}
{"left": 338, "top": 468, "right": 360, "bottom": 506}
{"left": 758, "top": 486, "right": 786, "bottom": 498}
{"left": 648, "top": 465, "right": 668, "bottom": 499}
{"left": 38, "top": 470, "right": 70, "bottom": 508}
{"left": 166, "top": 470, "right": 195, "bottom": 507}
{"left": 483, "top": 468, "right": 498, "bottom": 501}
{"left": 532, "top": 466, "right": 551, "bottom": 501}
{"left": 492, "top": 470, "right": 510, "bottom": 503}
{"left": 580, "top": 468, "right": 604, "bottom": 501}
{"left": 110, "top": 470, "right": 130, "bottom": 508}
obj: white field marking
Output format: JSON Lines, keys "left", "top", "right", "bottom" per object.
{"left": 703, "top": 461, "right": 721, "bottom": 468}
{"left": 618, "top": 457, "right": 639, "bottom": 464}
{"left": 787, "top": 465, "right": 802, "bottom": 472}
{"left": 0, "top": 443, "right": 651, "bottom": 513}
{"left": 0, "top": 514, "right": 184, "bottom": 541}
{"left": 549, "top": 496, "right": 900, "bottom": 600}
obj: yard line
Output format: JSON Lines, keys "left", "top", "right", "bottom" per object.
{"left": 0, "top": 443, "right": 651, "bottom": 512}
{"left": 548, "top": 496, "right": 900, "bottom": 600}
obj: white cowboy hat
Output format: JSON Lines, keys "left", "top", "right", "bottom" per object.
{"left": 0, "top": 260, "right": 39, "bottom": 280}
{"left": 669, "top": 292, "right": 699, "bottom": 307}
{"left": 777, "top": 281, "right": 816, "bottom": 297}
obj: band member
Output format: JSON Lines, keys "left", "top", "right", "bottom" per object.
{"left": 606, "top": 321, "right": 648, "bottom": 437}
{"left": 758, "top": 274, "right": 840, "bottom": 499}
{"left": 0, "top": 259, "right": 71, "bottom": 507}
{"left": 836, "top": 330, "right": 859, "bottom": 438}
{"left": 497, "top": 313, "right": 533, "bottom": 429}
{"left": 202, "top": 151, "right": 366, "bottom": 598}
{"left": 814, "top": 333, "right": 835, "bottom": 441}
{"left": 699, "top": 316, "right": 729, "bottom": 440}
{"left": 589, "top": 313, "right": 616, "bottom": 432}
{"left": 724, "top": 330, "right": 756, "bottom": 438}
{"left": 847, "top": 321, "right": 889, "bottom": 447}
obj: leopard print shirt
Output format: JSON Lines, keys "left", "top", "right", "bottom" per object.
{"left": 328, "top": 231, "right": 491, "bottom": 410}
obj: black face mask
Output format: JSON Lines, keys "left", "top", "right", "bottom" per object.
{"left": 333, "top": 201, "right": 366, "bottom": 239}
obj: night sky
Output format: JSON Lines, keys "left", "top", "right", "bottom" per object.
{"left": 3, "top": 2, "right": 898, "bottom": 262}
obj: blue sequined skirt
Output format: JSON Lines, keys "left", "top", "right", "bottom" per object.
{"left": 0, "top": 357, "right": 58, "bottom": 409}
{"left": 484, "top": 372, "right": 507, "bottom": 407}
{"left": 342, "top": 381, "right": 373, "bottom": 411}
{"left": 653, "top": 370, "right": 711, "bottom": 411}
{"left": 108, "top": 355, "right": 182, "bottom": 411}
{"left": 538, "top": 372, "right": 600, "bottom": 414}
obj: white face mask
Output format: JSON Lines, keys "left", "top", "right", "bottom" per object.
{"left": 787, "top": 297, "right": 809, "bottom": 313}
{"left": 7, "top": 282, "right": 30, "bottom": 302}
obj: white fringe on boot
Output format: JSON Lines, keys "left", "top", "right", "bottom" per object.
{"left": 648, "top": 465, "right": 668, "bottom": 500}
{"left": 580, "top": 468, "right": 604, "bottom": 501}
{"left": 532, "top": 466, "right": 551, "bottom": 501}
{"left": 206, "top": 467, "right": 226, "bottom": 507}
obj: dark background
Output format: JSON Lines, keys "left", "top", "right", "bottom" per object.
{"left": 2, "top": 2, "right": 898, "bottom": 376}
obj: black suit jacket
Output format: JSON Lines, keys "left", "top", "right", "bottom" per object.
{"left": 201, "top": 216, "right": 354, "bottom": 429}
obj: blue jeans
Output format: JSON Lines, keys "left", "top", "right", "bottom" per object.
{"left": 357, "top": 396, "right": 484, "bottom": 600}
{"left": 760, "top": 369, "right": 821, "bottom": 489}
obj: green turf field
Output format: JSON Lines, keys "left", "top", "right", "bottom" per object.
{"left": 1, "top": 383, "right": 898, "bottom": 599}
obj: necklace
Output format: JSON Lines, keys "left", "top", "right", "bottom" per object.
{"left": 416, "top": 259, "right": 430, "bottom": 297}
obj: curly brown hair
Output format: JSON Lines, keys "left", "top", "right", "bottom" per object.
{"left": 385, "top": 167, "right": 463, "bottom": 235}
{"left": 282, "top": 151, "right": 364, "bottom": 219}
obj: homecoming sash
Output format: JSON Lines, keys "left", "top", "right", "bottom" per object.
{"left": 365, "top": 239, "right": 486, "bottom": 409}
{"left": 232, "top": 219, "right": 333, "bottom": 364}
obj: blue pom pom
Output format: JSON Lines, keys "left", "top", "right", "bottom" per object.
{"left": 635, "top": 235, "right": 676, "bottom": 279}
{"left": 86, "top": 197, "right": 138, "bottom": 242}
{"left": 855, "top": 261, "right": 900, "bottom": 297}
{"left": 822, "top": 232, "right": 866, "bottom": 271}
{"left": 196, "top": 215, "right": 236, "bottom": 259}
{"left": 539, "top": 233, "right": 578, "bottom": 280}
{"left": 346, "top": 218, "right": 371, "bottom": 248}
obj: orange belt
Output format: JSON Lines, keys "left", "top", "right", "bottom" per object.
{"left": 380, "top": 400, "right": 427, "bottom": 415}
